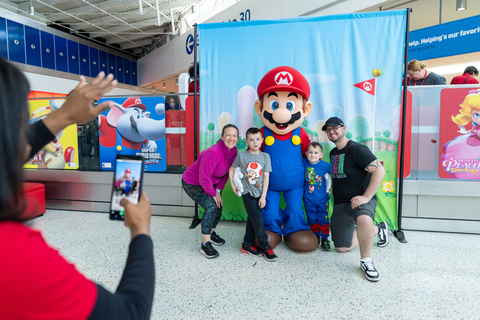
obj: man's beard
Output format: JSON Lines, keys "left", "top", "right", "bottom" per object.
{"left": 329, "top": 131, "right": 345, "bottom": 144}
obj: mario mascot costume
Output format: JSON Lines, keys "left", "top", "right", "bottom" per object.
{"left": 255, "top": 66, "right": 318, "bottom": 253}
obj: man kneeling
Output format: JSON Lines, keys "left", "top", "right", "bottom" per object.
{"left": 323, "top": 117, "right": 389, "bottom": 282}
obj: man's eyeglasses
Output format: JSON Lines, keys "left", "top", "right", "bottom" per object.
{"left": 325, "top": 126, "right": 341, "bottom": 133}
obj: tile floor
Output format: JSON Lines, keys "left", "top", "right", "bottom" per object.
{"left": 27, "top": 210, "right": 480, "bottom": 320}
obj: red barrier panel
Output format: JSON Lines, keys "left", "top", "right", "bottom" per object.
{"left": 185, "top": 96, "right": 200, "bottom": 167}
{"left": 165, "top": 111, "right": 186, "bottom": 166}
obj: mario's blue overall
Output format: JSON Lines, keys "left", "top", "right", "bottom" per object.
{"left": 123, "top": 179, "right": 132, "bottom": 194}
{"left": 262, "top": 126, "right": 311, "bottom": 236}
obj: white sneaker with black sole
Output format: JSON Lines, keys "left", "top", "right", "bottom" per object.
{"left": 200, "top": 242, "right": 219, "bottom": 259}
{"left": 360, "top": 259, "right": 379, "bottom": 282}
{"left": 376, "top": 221, "right": 389, "bottom": 247}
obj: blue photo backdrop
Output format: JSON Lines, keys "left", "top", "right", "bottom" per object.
{"left": 198, "top": 10, "right": 406, "bottom": 227}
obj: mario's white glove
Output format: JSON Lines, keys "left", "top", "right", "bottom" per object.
{"left": 233, "top": 167, "right": 244, "bottom": 197}
{"left": 143, "top": 140, "right": 157, "bottom": 152}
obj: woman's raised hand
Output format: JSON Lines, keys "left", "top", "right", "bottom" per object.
{"left": 42, "top": 72, "right": 117, "bottom": 136}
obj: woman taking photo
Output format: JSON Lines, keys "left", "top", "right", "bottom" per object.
{"left": 182, "top": 124, "right": 239, "bottom": 259}
{"left": 0, "top": 57, "right": 155, "bottom": 320}
{"left": 407, "top": 59, "right": 446, "bottom": 86}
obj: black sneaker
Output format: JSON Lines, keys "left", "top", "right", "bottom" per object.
{"left": 210, "top": 231, "right": 225, "bottom": 246}
{"left": 360, "top": 259, "right": 379, "bottom": 282}
{"left": 262, "top": 247, "right": 278, "bottom": 262}
{"left": 241, "top": 243, "right": 262, "bottom": 258}
{"left": 321, "top": 239, "right": 331, "bottom": 251}
{"left": 376, "top": 221, "right": 389, "bottom": 247}
{"left": 200, "top": 242, "right": 219, "bottom": 259}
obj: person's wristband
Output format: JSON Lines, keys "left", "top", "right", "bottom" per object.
{"left": 216, "top": 189, "right": 221, "bottom": 194}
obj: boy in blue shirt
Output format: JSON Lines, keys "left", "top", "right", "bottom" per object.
{"left": 303, "top": 142, "right": 332, "bottom": 251}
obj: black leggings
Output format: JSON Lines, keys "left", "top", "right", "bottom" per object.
{"left": 182, "top": 180, "right": 222, "bottom": 235}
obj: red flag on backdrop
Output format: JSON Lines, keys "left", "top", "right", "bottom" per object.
{"left": 353, "top": 78, "right": 375, "bottom": 96}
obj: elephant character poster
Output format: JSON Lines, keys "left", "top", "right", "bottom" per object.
{"left": 98, "top": 96, "right": 167, "bottom": 172}
{"left": 25, "top": 95, "right": 79, "bottom": 170}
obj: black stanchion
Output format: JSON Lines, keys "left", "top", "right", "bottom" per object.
{"left": 393, "top": 8, "right": 411, "bottom": 244}
{"left": 189, "top": 24, "right": 201, "bottom": 229}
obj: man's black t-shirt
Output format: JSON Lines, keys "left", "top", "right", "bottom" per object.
{"left": 329, "top": 140, "right": 377, "bottom": 204}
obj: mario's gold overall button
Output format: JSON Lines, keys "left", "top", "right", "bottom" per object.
{"left": 265, "top": 136, "right": 275, "bottom": 146}
{"left": 292, "top": 135, "right": 301, "bottom": 145}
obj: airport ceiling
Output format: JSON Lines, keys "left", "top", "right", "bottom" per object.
{"left": 3, "top": 0, "right": 196, "bottom": 57}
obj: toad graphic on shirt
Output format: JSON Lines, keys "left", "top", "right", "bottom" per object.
{"left": 245, "top": 161, "right": 262, "bottom": 188}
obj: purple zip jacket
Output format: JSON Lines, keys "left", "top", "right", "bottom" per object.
{"left": 182, "top": 140, "right": 237, "bottom": 197}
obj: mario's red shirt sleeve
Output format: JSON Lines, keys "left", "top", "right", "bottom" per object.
{"left": 300, "top": 127, "right": 311, "bottom": 156}
{"left": 0, "top": 222, "right": 97, "bottom": 320}
{"left": 259, "top": 127, "right": 265, "bottom": 151}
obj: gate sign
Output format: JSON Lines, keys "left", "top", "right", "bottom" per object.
{"left": 186, "top": 34, "right": 194, "bottom": 55}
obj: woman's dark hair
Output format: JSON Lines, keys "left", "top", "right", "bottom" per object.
{"left": 0, "top": 57, "right": 30, "bottom": 221}
{"left": 464, "top": 66, "right": 479, "bottom": 77}
{"left": 216, "top": 124, "right": 239, "bottom": 144}
{"left": 221, "top": 124, "right": 239, "bottom": 136}
{"left": 165, "top": 94, "right": 180, "bottom": 105}
{"left": 188, "top": 63, "right": 199, "bottom": 80}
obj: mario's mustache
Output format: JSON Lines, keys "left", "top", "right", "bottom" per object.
{"left": 263, "top": 111, "right": 301, "bottom": 125}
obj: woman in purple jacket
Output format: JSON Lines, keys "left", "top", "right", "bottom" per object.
{"left": 182, "top": 124, "right": 239, "bottom": 259}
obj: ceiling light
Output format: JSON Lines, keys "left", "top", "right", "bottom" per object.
{"left": 163, "top": 83, "right": 166, "bottom": 89}
{"left": 456, "top": 0, "right": 466, "bottom": 11}
{"left": 175, "top": 79, "right": 178, "bottom": 85}
{"left": 29, "top": 0, "right": 34, "bottom": 15}
{"left": 153, "top": 86, "right": 156, "bottom": 92}
{"left": 192, "top": 5, "right": 196, "bottom": 14}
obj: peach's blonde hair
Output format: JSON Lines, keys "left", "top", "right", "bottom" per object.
{"left": 452, "top": 89, "right": 480, "bottom": 126}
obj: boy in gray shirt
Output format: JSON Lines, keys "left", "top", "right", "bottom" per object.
{"left": 229, "top": 127, "right": 277, "bottom": 262}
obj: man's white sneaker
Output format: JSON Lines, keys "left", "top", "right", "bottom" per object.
{"left": 360, "top": 259, "right": 380, "bottom": 282}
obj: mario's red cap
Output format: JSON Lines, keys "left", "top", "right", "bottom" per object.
{"left": 257, "top": 66, "right": 310, "bottom": 100}
{"left": 122, "top": 97, "right": 146, "bottom": 111}
{"left": 125, "top": 168, "right": 132, "bottom": 173}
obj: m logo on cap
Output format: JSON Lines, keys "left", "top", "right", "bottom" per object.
{"left": 275, "top": 72, "right": 293, "bottom": 85}
{"left": 135, "top": 98, "right": 142, "bottom": 105}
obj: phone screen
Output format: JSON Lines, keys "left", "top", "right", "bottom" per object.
{"left": 110, "top": 157, "right": 143, "bottom": 220}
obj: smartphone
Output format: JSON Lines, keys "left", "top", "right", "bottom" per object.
{"left": 110, "top": 155, "right": 144, "bottom": 220}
